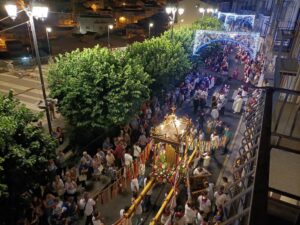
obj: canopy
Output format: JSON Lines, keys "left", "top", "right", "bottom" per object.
{"left": 151, "top": 109, "right": 192, "bottom": 146}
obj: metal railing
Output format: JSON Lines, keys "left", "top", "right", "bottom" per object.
{"left": 220, "top": 89, "right": 268, "bottom": 225}
{"left": 221, "top": 86, "right": 300, "bottom": 225}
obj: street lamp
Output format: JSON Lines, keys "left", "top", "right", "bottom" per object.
{"left": 199, "top": 7, "right": 218, "bottom": 17}
{"left": 165, "top": 6, "right": 184, "bottom": 43}
{"left": 149, "top": 22, "right": 153, "bottom": 38}
{"left": 5, "top": 2, "right": 52, "bottom": 134}
{"left": 45, "top": 27, "right": 52, "bottom": 56}
{"left": 107, "top": 24, "right": 113, "bottom": 48}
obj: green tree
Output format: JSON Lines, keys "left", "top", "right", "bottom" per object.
{"left": 162, "top": 16, "right": 222, "bottom": 55}
{"left": 126, "top": 37, "right": 191, "bottom": 96}
{"left": 48, "top": 46, "right": 151, "bottom": 129}
{"left": 0, "top": 92, "right": 56, "bottom": 223}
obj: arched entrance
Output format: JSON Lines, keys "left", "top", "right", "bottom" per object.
{"left": 193, "top": 30, "right": 261, "bottom": 58}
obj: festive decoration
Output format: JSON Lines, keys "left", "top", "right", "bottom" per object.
{"left": 151, "top": 151, "right": 186, "bottom": 184}
{"left": 151, "top": 108, "right": 194, "bottom": 184}
{"left": 151, "top": 107, "right": 193, "bottom": 146}
{"left": 193, "top": 30, "right": 260, "bottom": 58}
{"left": 217, "top": 12, "right": 255, "bottom": 31}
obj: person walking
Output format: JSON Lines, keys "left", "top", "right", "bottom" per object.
{"left": 232, "top": 95, "right": 243, "bottom": 113}
{"left": 79, "top": 192, "right": 96, "bottom": 225}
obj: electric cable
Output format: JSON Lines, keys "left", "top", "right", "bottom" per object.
{"left": 0, "top": 20, "right": 29, "bottom": 33}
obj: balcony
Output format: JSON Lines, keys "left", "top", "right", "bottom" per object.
{"left": 220, "top": 84, "right": 300, "bottom": 225}
{"left": 273, "top": 28, "right": 296, "bottom": 53}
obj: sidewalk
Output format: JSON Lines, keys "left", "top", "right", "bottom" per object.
{"left": 216, "top": 113, "right": 245, "bottom": 186}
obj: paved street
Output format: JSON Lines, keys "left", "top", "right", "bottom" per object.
{"left": 0, "top": 65, "right": 49, "bottom": 113}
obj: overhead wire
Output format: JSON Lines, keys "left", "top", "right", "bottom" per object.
{"left": 0, "top": 9, "right": 25, "bottom": 23}
{"left": 0, "top": 20, "right": 29, "bottom": 33}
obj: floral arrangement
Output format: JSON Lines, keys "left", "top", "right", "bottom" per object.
{"left": 151, "top": 153, "right": 186, "bottom": 184}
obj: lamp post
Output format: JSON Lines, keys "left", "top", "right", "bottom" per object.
{"left": 149, "top": 22, "right": 153, "bottom": 38}
{"left": 165, "top": 6, "right": 184, "bottom": 43}
{"left": 107, "top": 24, "right": 113, "bottom": 48}
{"left": 5, "top": 2, "right": 52, "bottom": 135}
{"left": 45, "top": 27, "right": 52, "bottom": 56}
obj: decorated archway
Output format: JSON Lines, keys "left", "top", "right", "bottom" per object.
{"left": 193, "top": 30, "right": 261, "bottom": 58}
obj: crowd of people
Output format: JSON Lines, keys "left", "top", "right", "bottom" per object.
{"left": 204, "top": 42, "right": 265, "bottom": 87}
{"left": 19, "top": 40, "right": 265, "bottom": 225}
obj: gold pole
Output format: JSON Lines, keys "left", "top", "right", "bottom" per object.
{"left": 124, "top": 178, "right": 155, "bottom": 218}
{"left": 150, "top": 188, "right": 175, "bottom": 225}
{"left": 150, "top": 145, "right": 199, "bottom": 224}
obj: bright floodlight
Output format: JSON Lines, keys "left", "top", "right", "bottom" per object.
{"left": 166, "top": 7, "right": 172, "bottom": 14}
{"left": 108, "top": 24, "right": 113, "bottom": 29}
{"left": 32, "top": 6, "right": 49, "bottom": 19}
{"left": 46, "top": 27, "right": 52, "bottom": 32}
{"left": 207, "top": 8, "right": 213, "bottom": 13}
{"left": 199, "top": 8, "right": 205, "bottom": 13}
{"left": 149, "top": 23, "right": 153, "bottom": 27}
{"left": 178, "top": 8, "right": 184, "bottom": 15}
{"left": 5, "top": 4, "right": 17, "bottom": 20}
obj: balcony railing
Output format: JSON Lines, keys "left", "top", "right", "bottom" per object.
{"left": 221, "top": 87, "right": 300, "bottom": 225}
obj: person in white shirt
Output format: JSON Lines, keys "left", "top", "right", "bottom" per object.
{"left": 138, "top": 133, "right": 147, "bottom": 149}
{"left": 124, "top": 152, "right": 133, "bottom": 167}
{"left": 92, "top": 211, "right": 104, "bottom": 225}
{"left": 211, "top": 108, "right": 219, "bottom": 120}
{"left": 198, "top": 193, "right": 211, "bottom": 218}
{"left": 120, "top": 206, "right": 130, "bottom": 218}
{"left": 214, "top": 186, "right": 228, "bottom": 209}
{"left": 193, "top": 166, "right": 211, "bottom": 177}
{"left": 204, "top": 181, "right": 214, "bottom": 201}
{"left": 184, "top": 202, "right": 196, "bottom": 225}
{"left": 131, "top": 176, "right": 139, "bottom": 193}
{"left": 79, "top": 192, "right": 96, "bottom": 225}
{"left": 133, "top": 143, "right": 142, "bottom": 159}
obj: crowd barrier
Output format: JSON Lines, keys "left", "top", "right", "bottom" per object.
{"left": 93, "top": 141, "right": 153, "bottom": 205}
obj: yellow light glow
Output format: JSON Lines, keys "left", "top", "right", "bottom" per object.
{"left": 119, "top": 16, "right": 126, "bottom": 23}
{"left": 91, "top": 4, "right": 97, "bottom": 12}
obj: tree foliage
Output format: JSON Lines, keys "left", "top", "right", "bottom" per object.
{"left": 0, "top": 92, "right": 56, "bottom": 198}
{"left": 162, "top": 16, "right": 223, "bottom": 55}
{"left": 48, "top": 46, "right": 151, "bottom": 129}
{"left": 126, "top": 37, "right": 191, "bottom": 95}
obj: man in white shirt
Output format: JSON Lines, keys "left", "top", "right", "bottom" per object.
{"left": 138, "top": 133, "right": 148, "bottom": 149}
{"left": 204, "top": 181, "right": 214, "bottom": 201}
{"left": 131, "top": 176, "right": 139, "bottom": 193}
{"left": 193, "top": 166, "right": 211, "bottom": 177}
{"left": 214, "top": 186, "right": 229, "bottom": 209}
{"left": 184, "top": 202, "right": 196, "bottom": 225}
{"left": 92, "top": 211, "right": 104, "bottom": 225}
{"left": 198, "top": 193, "right": 211, "bottom": 218}
{"left": 79, "top": 192, "right": 96, "bottom": 225}
{"left": 124, "top": 152, "right": 133, "bottom": 167}
{"left": 133, "top": 143, "right": 141, "bottom": 159}
{"left": 120, "top": 206, "right": 130, "bottom": 218}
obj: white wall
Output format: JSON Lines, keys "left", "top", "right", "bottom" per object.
{"left": 78, "top": 17, "right": 114, "bottom": 35}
